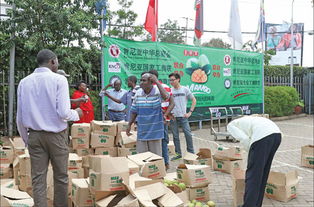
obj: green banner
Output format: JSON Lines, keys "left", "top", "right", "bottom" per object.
{"left": 103, "top": 37, "right": 263, "bottom": 121}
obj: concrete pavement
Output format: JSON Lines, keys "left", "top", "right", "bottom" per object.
{"left": 167, "top": 115, "right": 314, "bottom": 207}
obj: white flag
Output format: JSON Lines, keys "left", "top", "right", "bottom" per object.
{"left": 228, "top": 0, "right": 243, "bottom": 50}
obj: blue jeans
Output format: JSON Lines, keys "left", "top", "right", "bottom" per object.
{"left": 162, "top": 123, "right": 169, "bottom": 165}
{"left": 170, "top": 117, "right": 194, "bottom": 156}
{"left": 108, "top": 111, "right": 125, "bottom": 121}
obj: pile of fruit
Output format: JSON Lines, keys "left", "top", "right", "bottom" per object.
{"left": 187, "top": 200, "right": 216, "bottom": 207}
{"left": 163, "top": 179, "right": 186, "bottom": 192}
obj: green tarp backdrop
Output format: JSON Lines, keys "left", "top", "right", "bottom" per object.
{"left": 103, "top": 37, "right": 264, "bottom": 121}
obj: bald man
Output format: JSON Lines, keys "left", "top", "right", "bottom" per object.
{"left": 99, "top": 80, "right": 127, "bottom": 121}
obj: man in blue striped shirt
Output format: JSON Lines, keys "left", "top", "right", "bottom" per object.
{"left": 126, "top": 73, "right": 171, "bottom": 156}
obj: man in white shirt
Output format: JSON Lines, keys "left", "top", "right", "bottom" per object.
{"left": 99, "top": 80, "right": 127, "bottom": 121}
{"left": 227, "top": 116, "right": 282, "bottom": 207}
{"left": 16, "top": 49, "right": 82, "bottom": 207}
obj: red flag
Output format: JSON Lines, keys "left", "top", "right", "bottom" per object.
{"left": 194, "top": 0, "right": 203, "bottom": 45}
{"left": 144, "top": 0, "right": 158, "bottom": 41}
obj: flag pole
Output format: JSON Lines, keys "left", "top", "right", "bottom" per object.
{"left": 100, "top": 7, "right": 105, "bottom": 120}
{"left": 155, "top": 0, "right": 158, "bottom": 41}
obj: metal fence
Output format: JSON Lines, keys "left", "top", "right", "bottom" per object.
{"left": 1, "top": 71, "right": 313, "bottom": 136}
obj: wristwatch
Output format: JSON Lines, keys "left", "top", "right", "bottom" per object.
{"left": 190, "top": 110, "right": 194, "bottom": 113}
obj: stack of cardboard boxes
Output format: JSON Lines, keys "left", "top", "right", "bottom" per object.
{"left": 71, "top": 123, "right": 91, "bottom": 154}
{"left": 301, "top": 145, "right": 314, "bottom": 168}
{"left": 0, "top": 146, "right": 14, "bottom": 179}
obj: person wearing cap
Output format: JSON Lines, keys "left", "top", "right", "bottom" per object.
{"left": 71, "top": 81, "right": 95, "bottom": 123}
{"left": 56, "top": 70, "right": 87, "bottom": 105}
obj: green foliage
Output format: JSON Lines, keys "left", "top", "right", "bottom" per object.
{"left": 0, "top": 0, "right": 100, "bottom": 78}
{"left": 157, "top": 19, "right": 185, "bottom": 44}
{"left": 264, "top": 65, "right": 309, "bottom": 77}
{"left": 265, "top": 86, "right": 299, "bottom": 117}
{"left": 202, "top": 38, "right": 231, "bottom": 49}
{"left": 107, "top": 0, "right": 143, "bottom": 40}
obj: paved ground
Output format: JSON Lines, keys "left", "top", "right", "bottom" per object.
{"left": 167, "top": 115, "right": 314, "bottom": 207}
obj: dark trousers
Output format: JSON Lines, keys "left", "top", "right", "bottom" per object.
{"left": 243, "top": 133, "right": 281, "bottom": 207}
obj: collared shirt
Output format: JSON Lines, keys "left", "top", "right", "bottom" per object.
{"left": 99, "top": 88, "right": 127, "bottom": 111}
{"left": 227, "top": 116, "right": 281, "bottom": 151}
{"left": 131, "top": 87, "right": 164, "bottom": 141}
{"left": 120, "top": 85, "right": 140, "bottom": 121}
{"left": 16, "top": 67, "right": 80, "bottom": 145}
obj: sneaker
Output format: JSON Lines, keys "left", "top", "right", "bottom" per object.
{"left": 171, "top": 154, "right": 182, "bottom": 161}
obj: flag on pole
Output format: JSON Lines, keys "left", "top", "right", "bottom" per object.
{"left": 228, "top": 0, "right": 243, "bottom": 50}
{"left": 255, "top": 0, "right": 266, "bottom": 44}
{"left": 144, "top": 0, "right": 158, "bottom": 41}
{"left": 95, "top": 0, "right": 107, "bottom": 32}
{"left": 193, "top": 0, "right": 203, "bottom": 46}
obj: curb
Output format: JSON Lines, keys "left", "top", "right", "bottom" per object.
{"left": 270, "top": 113, "right": 308, "bottom": 121}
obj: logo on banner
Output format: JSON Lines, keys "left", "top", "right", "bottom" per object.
{"left": 109, "top": 44, "right": 120, "bottom": 58}
{"left": 224, "top": 55, "right": 231, "bottom": 65}
{"left": 108, "top": 62, "right": 121, "bottom": 73}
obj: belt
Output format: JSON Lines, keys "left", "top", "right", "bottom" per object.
{"left": 109, "top": 109, "right": 125, "bottom": 113}
{"left": 29, "top": 128, "right": 67, "bottom": 133}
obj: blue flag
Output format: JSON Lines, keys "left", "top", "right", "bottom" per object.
{"left": 95, "top": 0, "right": 107, "bottom": 32}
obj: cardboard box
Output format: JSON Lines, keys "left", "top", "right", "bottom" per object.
{"left": 89, "top": 157, "right": 129, "bottom": 191}
{"left": 95, "top": 147, "right": 118, "bottom": 157}
{"left": 214, "top": 146, "right": 244, "bottom": 160}
{"left": 301, "top": 145, "right": 314, "bottom": 168}
{"left": 9, "top": 138, "right": 26, "bottom": 157}
{"left": 157, "top": 185, "right": 184, "bottom": 207}
{"left": 265, "top": 170, "right": 299, "bottom": 202}
{"left": 72, "top": 137, "right": 90, "bottom": 149}
{"left": 168, "top": 141, "right": 175, "bottom": 155}
{"left": 0, "top": 146, "right": 14, "bottom": 164}
{"left": 128, "top": 152, "right": 166, "bottom": 179}
{"left": 68, "top": 168, "right": 84, "bottom": 178}
{"left": 176, "top": 164, "right": 211, "bottom": 188}
{"left": 134, "top": 182, "right": 167, "bottom": 206}
{"left": 232, "top": 169, "right": 245, "bottom": 207}
{"left": 17, "top": 175, "right": 32, "bottom": 192}
{"left": 213, "top": 156, "right": 244, "bottom": 174}
{"left": 118, "top": 147, "right": 137, "bottom": 157}
{"left": 121, "top": 131, "right": 137, "bottom": 148}
{"left": 127, "top": 159, "right": 140, "bottom": 175}
{"left": 68, "top": 153, "right": 83, "bottom": 169}
{"left": 71, "top": 123, "right": 91, "bottom": 138}
{"left": 0, "top": 164, "right": 13, "bottom": 179}
{"left": 128, "top": 173, "right": 161, "bottom": 190}
{"left": 0, "top": 187, "right": 34, "bottom": 207}
{"left": 95, "top": 191, "right": 139, "bottom": 207}
{"left": 71, "top": 178, "right": 93, "bottom": 207}
{"left": 0, "top": 179, "right": 16, "bottom": 189}
{"left": 91, "top": 133, "right": 115, "bottom": 148}
{"left": 91, "top": 120, "right": 117, "bottom": 136}
{"left": 75, "top": 148, "right": 94, "bottom": 157}
{"left": 18, "top": 153, "right": 31, "bottom": 176}
{"left": 188, "top": 185, "right": 210, "bottom": 202}
{"left": 183, "top": 149, "right": 212, "bottom": 166}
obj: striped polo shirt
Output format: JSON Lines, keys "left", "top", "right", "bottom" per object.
{"left": 130, "top": 87, "right": 164, "bottom": 141}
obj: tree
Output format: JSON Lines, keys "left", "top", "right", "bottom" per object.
{"left": 106, "top": 0, "right": 143, "bottom": 40}
{"left": 242, "top": 40, "right": 276, "bottom": 66}
{"left": 0, "top": 0, "right": 100, "bottom": 77}
{"left": 202, "top": 38, "right": 231, "bottom": 49}
{"left": 157, "top": 19, "right": 184, "bottom": 44}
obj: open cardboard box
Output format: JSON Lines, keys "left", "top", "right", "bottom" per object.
{"left": 128, "top": 152, "right": 166, "bottom": 179}
{"left": 0, "top": 146, "right": 14, "bottom": 164}
{"left": 214, "top": 146, "right": 244, "bottom": 160}
{"left": 231, "top": 169, "right": 246, "bottom": 207}
{"left": 0, "top": 187, "right": 34, "bottom": 207}
{"left": 176, "top": 164, "right": 211, "bottom": 188}
{"left": 265, "top": 170, "right": 299, "bottom": 202}
{"left": 183, "top": 148, "right": 212, "bottom": 166}
{"left": 71, "top": 178, "right": 93, "bottom": 207}
{"left": 9, "top": 137, "right": 26, "bottom": 157}
{"left": 121, "top": 131, "right": 137, "bottom": 148}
